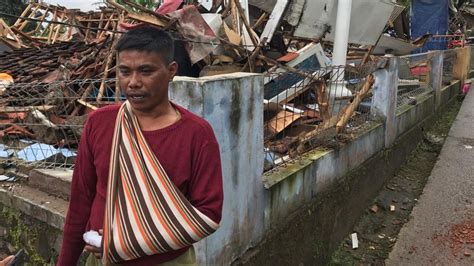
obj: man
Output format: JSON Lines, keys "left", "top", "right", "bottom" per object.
{"left": 57, "top": 26, "right": 223, "bottom": 265}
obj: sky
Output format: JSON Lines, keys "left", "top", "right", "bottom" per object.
{"left": 45, "top": 0, "right": 101, "bottom": 11}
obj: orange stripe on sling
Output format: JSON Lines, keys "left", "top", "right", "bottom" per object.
{"left": 119, "top": 164, "right": 159, "bottom": 253}
{"left": 135, "top": 128, "right": 204, "bottom": 239}
{"left": 137, "top": 130, "right": 204, "bottom": 238}
{"left": 122, "top": 126, "right": 184, "bottom": 248}
{"left": 115, "top": 201, "right": 135, "bottom": 259}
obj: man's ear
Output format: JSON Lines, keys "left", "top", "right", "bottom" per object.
{"left": 168, "top": 61, "right": 178, "bottom": 80}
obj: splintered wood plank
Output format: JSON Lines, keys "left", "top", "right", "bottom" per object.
{"left": 77, "top": 99, "right": 98, "bottom": 111}
{"left": 13, "top": 4, "right": 32, "bottom": 27}
{"left": 19, "top": 4, "right": 42, "bottom": 31}
{"left": 84, "top": 14, "right": 92, "bottom": 40}
{"left": 252, "top": 12, "right": 268, "bottom": 30}
{"left": 115, "top": 56, "right": 121, "bottom": 102}
{"left": 47, "top": 8, "right": 58, "bottom": 44}
{"left": 267, "top": 110, "right": 302, "bottom": 134}
{"left": 34, "top": 7, "right": 49, "bottom": 33}
{"left": 336, "top": 74, "right": 374, "bottom": 133}
{"left": 315, "top": 81, "right": 330, "bottom": 121}
{"left": 260, "top": 0, "right": 289, "bottom": 44}
{"left": 126, "top": 12, "right": 166, "bottom": 27}
{"left": 0, "top": 106, "right": 55, "bottom": 112}
{"left": 96, "top": 12, "right": 105, "bottom": 40}
{"left": 97, "top": 13, "right": 115, "bottom": 40}
{"left": 0, "top": 19, "right": 23, "bottom": 49}
{"left": 97, "top": 41, "right": 117, "bottom": 101}
{"left": 233, "top": 0, "right": 257, "bottom": 46}
{"left": 223, "top": 23, "right": 241, "bottom": 45}
{"left": 52, "top": 12, "right": 67, "bottom": 44}
{"left": 230, "top": 0, "right": 240, "bottom": 33}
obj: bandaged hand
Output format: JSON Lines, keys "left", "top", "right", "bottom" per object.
{"left": 83, "top": 230, "right": 103, "bottom": 259}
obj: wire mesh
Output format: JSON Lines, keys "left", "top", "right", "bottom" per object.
{"left": 0, "top": 79, "right": 119, "bottom": 172}
{"left": 397, "top": 53, "right": 433, "bottom": 113}
{"left": 263, "top": 65, "right": 374, "bottom": 172}
{"left": 442, "top": 49, "right": 457, "bottom": 86}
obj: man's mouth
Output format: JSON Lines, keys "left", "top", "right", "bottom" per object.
{"left": 127, "top": 92, "right": 147, "bottom": 101}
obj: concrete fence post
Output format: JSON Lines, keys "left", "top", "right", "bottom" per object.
{"left": 453, "top": 46, "right": 471, "bottom": 85}
{"left": 371, "top": 57, "right": 399, "bottom": 148}
{"left": 429, "top": 51, "right": 444, "bottom": 109}
{"left": 169, "top": 73, "right": 265, "bottom": 264}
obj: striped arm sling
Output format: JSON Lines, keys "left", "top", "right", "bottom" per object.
{"left": 102, "top": 101, "right": 219, "bottom": 264}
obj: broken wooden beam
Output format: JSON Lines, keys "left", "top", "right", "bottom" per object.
{"left": 252, "top": 12, "right": 268, "bottom": 30}
{"left": 260, "top": 0, "right": 289, "bottom": 45}
{"left": 315, "top": 80, "right": 330, "bottom": 121}
{"left": 233, "top": 0, "right": 258, "bottom": 47}
{"left": 336, "top": 74, "right": 375, "bottom": 133}
{"left": 77, "top": 99, "right": 98, "bottom": 111}
{"left": 52, "top": 12, "right": 67, "bottom": 44}
{"left": 13, "top": 3, "right": 32, "bottom": 28}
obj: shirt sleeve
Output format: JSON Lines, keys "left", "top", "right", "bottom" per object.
{"left": 57, "top": 118, "right": 97, "bottom": 265}
{"left": 188, "top": 138, "right": 224, "bottom": 224}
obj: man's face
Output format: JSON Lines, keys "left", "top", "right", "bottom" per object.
{"left": 118, "top": 50, "right": 177, "bottom": 114}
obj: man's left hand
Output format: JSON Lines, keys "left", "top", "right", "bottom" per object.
{"left": 0, "top": 255, "right": 14, "bottom": 266}
{"left": 85, "top": 229, "right": 103, "bottom": 259}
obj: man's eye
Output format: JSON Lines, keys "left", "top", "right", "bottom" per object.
{"left": 119, "top": 69, "right": 130, "bottom": 75}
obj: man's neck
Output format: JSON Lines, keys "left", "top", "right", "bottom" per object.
{"left": 134, "top": 102, "right": 179, "bottom": 131}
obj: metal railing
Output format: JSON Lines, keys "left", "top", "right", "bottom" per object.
{"left": 263, "top": 65, "right": 375, "bottom": 172}
{"left": 0, "top": 79, "right": 118, "bottom": 171}
{"left": 442, "top": 49, "right": 457, "bottom": 86}
{"left": 397, "top": 53, "right": 432, "bottom": 113}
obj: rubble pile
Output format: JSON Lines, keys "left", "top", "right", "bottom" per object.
{"left": 0, "top": 0, "right": 431, "bottom": 169}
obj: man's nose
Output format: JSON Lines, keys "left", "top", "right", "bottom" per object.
{"left": 128, "top": 72, "right": 142, "bottom": 88}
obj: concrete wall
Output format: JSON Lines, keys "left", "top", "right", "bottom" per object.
{"left": 236, "top": 48, "right": 469, "bottom": 263}
{"left": 264, "top": 124, "right": 385, "bottom": 229}
{"left": 169, "top": 73, "right": 265, "bottom": 264}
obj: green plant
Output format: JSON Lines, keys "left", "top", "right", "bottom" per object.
{"left": 1, "top": 207, "right": 47, "bottom": 265}
{"left": 0, "top": 0, "right": 28, "bottom": 25}
{"left": 398, "top": 0, "right": 411, "bottom": 8}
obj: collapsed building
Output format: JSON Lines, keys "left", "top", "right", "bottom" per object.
{"left": 0, "top": 0, "right": 466, "bottom": 172}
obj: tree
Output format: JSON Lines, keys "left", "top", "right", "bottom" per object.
{"left": 0, "top": 0, "right": 28, "bottom": 25}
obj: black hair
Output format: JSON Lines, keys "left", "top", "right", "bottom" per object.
{"left": 116, "top": 25, "right": 175, "bottom": 65}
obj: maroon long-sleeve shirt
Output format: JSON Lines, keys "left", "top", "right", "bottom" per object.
{"left": 57, "top": 103, "right": 223, "bottom": 265}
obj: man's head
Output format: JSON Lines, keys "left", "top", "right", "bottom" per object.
{"left": 116, "top": 26, "right": 178, "bottom": 115}
{"left": 116, "top": 25, "right": 175, "bottom": 64}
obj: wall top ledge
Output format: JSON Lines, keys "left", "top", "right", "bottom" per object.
{"left": 263, "top": 122, "right": 383, "bottom": 189}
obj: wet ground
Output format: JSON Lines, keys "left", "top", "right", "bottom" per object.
{"left": 329, "top": 98, "right": 463, "bottom": 265}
